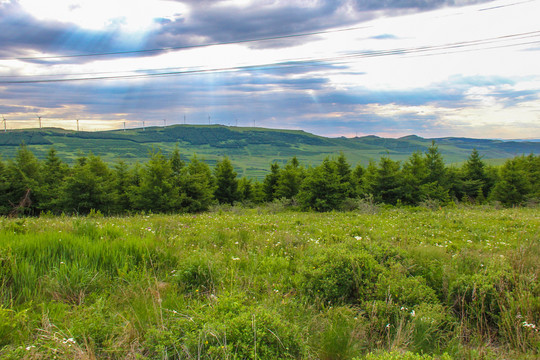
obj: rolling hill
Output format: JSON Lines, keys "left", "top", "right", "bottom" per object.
{"left": 0, "top": 125, "right": 538, "bottom": 178}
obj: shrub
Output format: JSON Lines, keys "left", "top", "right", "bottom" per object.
{"left": 357, "top": 351, "right": 453, "bottom": 359}
{"left": 448, "top": 268, "right": 513, "bottom": 335}
{"left": 309, "top": 306, "right": 366, "bottom": 360}
{"left": 173, "top": 257, "right": 221, "bottom": 295}
{"left": 297, "top": 246, "right": 381, "bottom": 305}
{"left": 376, "top": 271, "right": 439, "bottom": 307}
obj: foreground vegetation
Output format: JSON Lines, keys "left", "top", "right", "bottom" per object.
{"left": 0, "top": 206, "right": 538, "bottom": 359}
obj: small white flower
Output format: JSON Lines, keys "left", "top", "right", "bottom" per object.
{"left": 410, "top": 310, "right": 415, "bottom": 317}
{"left": 232, "top": 257, "right": 240, "bottom": 261}
{"left": 354, "top": 236, "right": 362, "bottom": 241}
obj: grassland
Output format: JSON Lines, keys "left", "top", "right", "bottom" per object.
{"left": 0, "top": 205, "right": 539, "bottom": 359}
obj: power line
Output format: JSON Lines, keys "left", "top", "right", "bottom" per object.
{"left": 1, "top": 30, "right": 538, "bottom": 84}
{"left": 1, "top": 24, "right": 373, "bottom": 61}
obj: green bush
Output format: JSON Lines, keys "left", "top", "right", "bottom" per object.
{"left": 174, "top": 257, "right": 221, "bottom": 295}
{"left": 376, "top": 271, "right": 439, "bottom": 307}
{"left": 357, "top": 350, "right": 452, "bottom": 359}
{"left": 410, "top": 303, "right": 455, "bottom": 354}
{"left": 297, "top": 246, "right": 381, "bottom": 305}
{"left": 309, "top": 306, "right": 365, "bottom": 360}
{"left": 448, "top": 270, "right": 512, "bottom": 333}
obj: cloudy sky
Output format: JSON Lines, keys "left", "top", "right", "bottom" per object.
{"left": 1, "top": 0, "right": 539, "bottom": 138}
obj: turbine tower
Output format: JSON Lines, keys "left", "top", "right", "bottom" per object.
{"left": 1, "top": 115, "right": 6, "bottom": 132}
{"left": 37, "top": 115, "right": 42, "bottom": 129}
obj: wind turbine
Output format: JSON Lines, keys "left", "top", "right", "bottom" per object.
{"left": 36, "top": 115, "right": 42, "bottom": 129}
{"left": 1, "top": 115, "right": 6, "bottom": 132}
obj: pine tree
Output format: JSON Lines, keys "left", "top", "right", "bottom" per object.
{"left": 275, "top": 156, "right": 304, "bottom": 199}
{"left": 298, "top": 158, "right": 346, "bottom": 211}
{"left": 401, "top": 151, "right": 427, "bottom": 205}
{"left": 334, "top": 152, "right": 353, "bottom": 197}
{"left": 462, "top": 148, "right": 489, "bottom": 199}
{"left": 425, "top": 141, "right": 447, "bottom": 185}
{"left": 214, "top": 157, "right": 239, "bottom": 205}
{"left": 112, "top": 160, "right": 133, "bottom": 213}
{"left": 61, "top": 153, "right": 113, "bottom": 214}
{"left": 0, "top": 157, "right": 10, "bottom": 215}
{"left": 422, "top": 141, "right": 450, "bottom": 203}
{"left": 351, "top": 164, "right": 365, "bottom": 198}
{"left": 263, "top": 162, "right": 280, "bottom": 202}
{"left": 169, "top": 144, "right": 185, "bottom": 176}
{"left": 131, "top": 149, "right": 175, "bottom": 212}
{"left": 40, "top": 147, "right": 68, "bottom": 212}
{"left": 373, "top": 156, "right": 402, "bottom": 205}
{"left": 6, "top": 143, "right": 42, "bottom": 214}
{"left": 238, "top": 177, "right": 253, "bottom": 203}
{"left": 490, "top": 157, "right": 531, "bottom": 206}
{"left": 177, "top": 155, "right": 215, "bottom": 212}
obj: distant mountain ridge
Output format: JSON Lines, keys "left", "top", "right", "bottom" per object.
{"left": 0, "top": 125, "right": 538, "bottom": 178}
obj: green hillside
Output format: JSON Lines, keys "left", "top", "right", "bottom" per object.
{"left": 0, "top": 125, "right": 538, "bottom": 178}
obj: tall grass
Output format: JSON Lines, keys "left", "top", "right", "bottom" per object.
{"left": 0, "top": 206, "right": 538, "bottom": 359}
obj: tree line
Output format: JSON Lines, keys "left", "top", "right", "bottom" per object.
{"left": 0, "top": 142, "right": 538, "bottom": 215}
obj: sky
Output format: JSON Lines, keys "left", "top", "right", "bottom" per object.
{"left": 0, "top": 0, "right": 540, "bottom": 139}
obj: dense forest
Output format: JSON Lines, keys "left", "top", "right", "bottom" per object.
{"left": 1, "top": 141, "right": 538, "bottom": 216}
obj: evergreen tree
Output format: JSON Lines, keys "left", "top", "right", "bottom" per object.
{"left": 351, "top": 163, "right": 365, "bottom": 197}
{"left": 263, "top": 162, "right": 280, "bottom": 202}
{"left": 214, "top": 157, "right": 239, "bottom": 205}
{"left": 111, "top": 161, "right": 133, "bottom": 213}
{"left": 422, "top": 141, "right": 450, "bottom": 203}
{"left": 298, "top": 159, "right": 346, "bottom": 211}
{"left": 0, "top": 157, "right": 10, "bottom": 215}
{"left": 275, "top": 156, "right": 304, "bottom": 199}
{"left": 250, "top": 181, "right": 266, "bottom": 204}
{"left": 362, "top": 160, "right": 379, "bottom": 197}
{"left": 61, "top": 154, "right": 113, "bottom": 214}
{"left": 334, "top": 152, "right": 354, "bottom": 197}
{"left": 6, "top": 143, "right": 43, "bottom": 214}
{"left": 372, "top": 156, "right": 402, "bottom": 205}
{"left": 238, "top": 177, "right": 254, "bottom": 203}
{"left": 178, "top": 155, "right": 215, "bottom": 212}
{"left": 461, "top": 148, "right": 490, "bottom": 199}
{"left": 490, "top": 156, "right": 531, "bottom": 206}
{"left": 40, "top": 147, "right": 68, "bottom": 212}
{"left": 400, "top": 151, "right": 427, "bottom": 205}
{"left": 131, "top": 149, "right": 175, "bottom": 212}
{"left": 425, "top": 141, "right": 447, "bottom": 185}
{"left": 169, "top": 145, "right": 185, "bottom": 176}
{"left": 524, "top": 154, "right": 540, "bottom": 200}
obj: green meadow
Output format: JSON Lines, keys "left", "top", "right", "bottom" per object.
{"left": 0, "top": 205, "right": 538, "bottom": 359}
